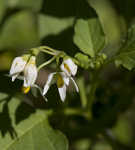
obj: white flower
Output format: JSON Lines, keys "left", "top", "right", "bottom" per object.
{"left": 9, "top": 56, "right": 27, "bottom": 82}
{"left": 60, "top": 58, "right": 77, "bottom": 76}
{"left": 10, "top": 55, "right": 38, "bottom": 94}
{"left": 43, "top": 72, "right": 79, "bottom": 102}
{"left": 23, "top": 56, "right": 38, "bottom": 87}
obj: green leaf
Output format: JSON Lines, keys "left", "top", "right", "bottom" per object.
{"left": 112, "top": 116, "right": 132, "bottom": 145}
{"left": 73, "top": 18, "right": 105, "bottom": 57}
{"left": 93, "top": 141, "right": 112, "bottom": 150}
{"left": 115, "top": 51, "right": 135, "bottom": 70}
{"left": 87, "top": 0, "right": 122, "bottom": 57}
{"left": 0, "top": 0, "right": 7, "bottom": 23}
{"left": 0, "top": 92, "right": 9, "bottom": 100}
{"left": 0, "top": 11, "right": 39, "bottom": 51}
{"left": 7, "top": 0, "right": 43, "bottom": 12}
{"left": 75, "top": 53, "right": 90, "bottom": 69}
{"left": 74, "top": 139, "right": 91, "bottom": 150}
{"left": 0, "top": 94, "right": 68, "bottom": 150}
{"left": 38, "top": 14, "right": 74, "bottom": 39}
{"left": 115, "top": 24, "right": 135, "bottom": 70}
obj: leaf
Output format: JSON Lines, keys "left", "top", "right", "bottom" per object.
{"left": 0, "top": 92, "right": 9, "bottom": 100}
{"left": 0, "top": 11, "right": 39, "bottom": 51}
{"left": 73, "top": 18, "right": 105, "bottom": 57}
{"left": 88, "top": 0, "right": 122, "bottom": 57}
{"left": 0, "top": 0, "right": 7, "bottom": 23}
{"left": 74, "top": 139, "right": 91, "bottom": 150}
{"left": 112, "top": 116, "right": 132, "bottom": 145}
{"left": 0, "top": 94, "right": 68, "bottom": 150}
{"left": 115, "top": 51, "right": 135, "bottom": 70}
{"left": 7, "top": 0, "right": 43, "bottom": 12}
{"left": 93, "top": 141, "right": 112, "bottom": 150}
{"left": 115, "top": 24, "right": 135, "bottom": 70}
{"left": 75, "top": 53, "right": 90, "bottom": 69}
{"left": 38, "top": 14, "right": 74, "bottom": 39}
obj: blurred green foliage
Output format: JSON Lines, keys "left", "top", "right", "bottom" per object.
{"left": 0, "top": 0, "right": 135, "bottom": 150}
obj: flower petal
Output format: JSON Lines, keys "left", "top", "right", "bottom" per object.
{"left": 65, "top": 59, "right": 77, "bottom": 76}
{"left": 23, "top": 64, "right": 38, "bottom": 87}
{"left": 9, "top": 57, "right": 27, "bottom": 81}
{"left": 58, "top": 84, "right": 66, "bottom": 102}
{"left": 43, "top": 73, "right": 56, "bottom": 95}
{"left": 60, "top": 72, "right": 69, "bottom": 86}
{"left": 12, "top": 73, "right": 19, "bottom": 82}
{"left": 60, "top": 63, "right": 70, "bottom": 76}
{"left": 32, "top": 84, "right": 48, "bottom": 101}
{"left": 70, "top": 77, "right": 79, "bottom": 92}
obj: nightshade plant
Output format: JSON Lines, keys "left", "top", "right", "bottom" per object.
{"left": 1, "top": 0, "right": 135, "bottom": 150}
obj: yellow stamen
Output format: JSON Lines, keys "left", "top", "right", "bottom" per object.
{"left": 64, "top": 63, "right": 70, "bottom": 73}
{"left": 22, "top": 86, "right": 30, "bottom": 94}
{"left": 57, "top": 74, "right": 64, "bottom": 88}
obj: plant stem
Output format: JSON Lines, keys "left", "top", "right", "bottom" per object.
{"left": 39, "top": 46, "right": 60, "bottom": 54}
{"left": 39, "top": 49, "right": 57, "bottom": 56}
{"left": 40, "top": 46, "right": 57, "bottom": 52}
{"left": 77, "top": 77, "right": 88, "bottom": 108}
{"left": 37, "top": 56, "right": 57, "bottom": 71}
{"left": 63, "top": 108, "right": 90, "bottom": 120}
{"left": 64, "top": 108, "right": 84, "bottom": 116}
{"left": 87, "top": 70, "right": 98, "bottom": 119}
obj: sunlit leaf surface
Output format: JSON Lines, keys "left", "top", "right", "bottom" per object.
{"left": 0, "top": 93, "right": 68, "bottom": 150}
{"left": 74, "top": 18, "right": 105, "bottom": 57}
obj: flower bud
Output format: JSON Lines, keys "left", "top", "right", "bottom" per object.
{"left": 23, "top": 56, "right": 38, "bottom": 87}
{"left": 60, "top": 58, "right": 77, "bottom": 76}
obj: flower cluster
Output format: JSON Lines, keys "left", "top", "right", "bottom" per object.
{"left": 9, "top": 48, "right": 79, "bottom": 101}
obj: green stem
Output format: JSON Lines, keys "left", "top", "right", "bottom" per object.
{"left": 63, "top": 108, "right": 90, "bottom": 120}
{"left": 39, "top": 49, "right": 57, "bottom": 56}
{"left": 30, "top": 48, "right": 40, "bottom": 56}
{"left": 39, "top": 46, "right": 60, "bottom": 54}
{"left": 64, "top": 108, "right": 84, "bottom": 116}
{"left": 37, "top": 56, "right": 57, "bottom": 71}
{"left": 77, "top": 77, "right": 88, "bottom": 108}
{"left": 87, "top": 70, "right": 98, "bottom": 119}
{"left": 30, "top": 47, "right": 56, "bottom": 56}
